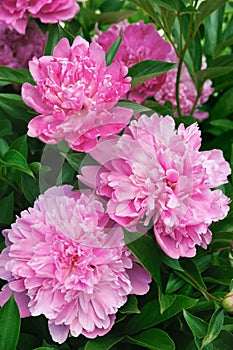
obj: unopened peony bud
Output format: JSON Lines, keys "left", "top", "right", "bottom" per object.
{"left": 222, "top": 292, "right": 233, "bottom": 313}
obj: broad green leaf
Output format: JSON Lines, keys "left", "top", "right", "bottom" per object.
{"left": 97, "top": 10, "right": 137, "bottom": 26}
{"left": 0, "top": 192, "right": 14, "bottom": 225}
{"left": 62, "top": 152, "right": 85, "bottom": 172}
{"left": 84, "top": 334, "right": 124, "bottom": 350}
{"left": 160, "top": 253, "right": 184, "bottom": 272}
{"left": 117, "top": 100, "right": 152, "bottom": 114}
{"left": 10, "top": 135, "right": 28, "bottom": 159}
{"left": 125, "top": 295, "right": 198, "bottom": 335}
{"left": 128, "top": 60, "right": 176, "bottom": 87}
{"left": 204, "top": 6, "right": 225, "bottom": 58}
{"left": 0, "top": 66, "right": 34, "bottom": 85}
{"left": 165, "top": 273, "right": 186, "bottom": 294}
{"left": 0, "top": 138, "right": 9, "bottom": 157}
{"left": 0, "top": 294, "right": 21, "bottom": 350}
{"left": 210, "top": 87, "right": 233, "bottom": 119}
{"left": 44, "top": 24, "right": 63, "bottom": 56}
{"left": 195, "top": 67, "right": 233, "bottom": 88}
{"left": 159, "top": 289, "right": 177, "bottom": 314}
{"left": 105, "top": 34, "right": 122, "bottom": 66}
{"left": 1, "top": 149, "right": 34, "bottom": 177}
{"left": 100, "top": 0, "right": 124, "bottom": 12}
{"left": 0, "top": 93, "right": 36, "bottom": 122}
{"left": 201, "top": 308, "right": 224, "bottom": 348}
{"left": 210, "top": 119, "right": 233, "bottom": 132}
{"left": 126, "top": 328, "right": 175, "bottom": 350}
{"left": 212, "top": 331, "right": 233, "bottom": 350}
{"left": 124, "top": 230, "right": 161, "bottom": 287}
{"left": 119, "top": 295, "right": 140, "bottom": 314}
{"left": 183, "top": 310, "right": 207, "bottom": 339}
{"left": 0, "top": 119, "right": 12, "bottom": 137}
{"left": 215, "top": 35, "right": 233, "bottom": 56}
{"left": 21, "top": 174, "right": 40, "bottom": 204}
{"left": 142, "top": 100, "right": 175, "bottom": 116}
{"left": 180, "top": 259, "right": 207, "bottom": 291}
{"left": 194, "top": 0, "right": 229, "bottom": 35}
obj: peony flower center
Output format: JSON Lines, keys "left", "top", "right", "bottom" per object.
{"left": 165, "top": 169, "right": 178, "bottom": 190}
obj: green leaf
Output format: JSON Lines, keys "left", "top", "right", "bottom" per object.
{"left": 201, "top": 308, "right": 224, "bottom": 348}
{"left": 0, "top": 138, "right": 9, "bottom": 158}
{"left": 10, "top": 135, "right": 28, "bottom": 159}
{"left": 210, "top": 87, "right": 233, "bottom": 119}
{"left": 62, "top": 152, "right": 84, "bottom": 172}
{"left": 159, "top": 289, "right": 177, "bottom": 314}
{"left": 128, "top": 60, "right": 176, "bottom": 87}
{"left": 180, "top": 259, "right": 207, "bottom": 291}
{"left": 117, "top": 100, "right": 152, "bottom": 114}
{"left": 0, "top": 192, "right": 14, "bottom": 225}
{"left": 210, "top": 119, "right": 233, "bottom": 132}
{"left": 194, "top": 0, "right": 229, "bottom": 35}
{"left": 204, "top": 6, "right": 225, "bottom": 58}
{"left": 0, "top": 119, "right": 12, "bottom": 137}
{"left": 0, "top": 93, "right": 36, "bottom": 122}
{"left": 165, "top": 273, "right": 186, "bottom": 294}
{"left": 97, "top": 10, "right": 137, "bottom": 26}
{"left": 105, "top": 34, "right": 122, "bottom": 66}
{"left": 84, "top": 334, "right": 124, "bottom": 350}
{"left": 21, "top": 174, "right": 40, "bottom": 204}
{"left": 44, "top": 24, "right": 63, "bottom": 56}
{"left": 129, "top": 0, "right": 163, "bottom": 24}
{"left": 183, "top": 310, "right": 208, "bottom": 339}
{"left": 124, "top": 230, "right": 161, "bottom": 287}
{"left": 126, "top": 328, "right": 175, "bottom": 350}
{"left": 142, "top": 100, "right": 175, "bottom": 116}
{"left": 0, "top": 294, "right": 21, "bottom": 350}
{"left": 212, "top": 331, "right": 233, "bottom": 350}
{"left": 125, "top": 295, "right": 198, "bottom": 335}
{"left": 1, "top": 149, "right": 34, "bottom": 177}
{"left": 0, "top": 66, "right": 34, "bottom": 85}
{"left": 195, "top": 67, "right": 233, "bottom": 88}
{"left": 119, "top": 295, "right": 140, "bottom": 314}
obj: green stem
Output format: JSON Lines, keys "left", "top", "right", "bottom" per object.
{"left": 175, "top": 56, "right": 184, "bottom": 118}
{"left": 183, "top": 271, "right": 222, "bottom": 303}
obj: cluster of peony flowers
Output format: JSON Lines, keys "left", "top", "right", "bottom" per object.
{"left": 0, "top": 20, "right": 47, "bottom": 69}
{"left": 22, "top": 36, "right": 132, "bottom": 152}
{"left": 94, "top": 20, "right": 214, "bottom": 118}
{"left": 0, "top": 0, "right": 81, "bottom": 34}
{"left": 0, "top": 186, "right": 151, "bottom": 343}
{"left": 79, "top": 114, "right": 231, "bottom": 259}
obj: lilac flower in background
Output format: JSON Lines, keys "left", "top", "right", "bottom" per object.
{"left": 0, "top": 186, "right": 151, "bottom": 343}
{"left": 22, "top": 36, "right": 132, "bottom": 152}
{"left": 94, "top": 20, "right": 171, "bottom": 103}
{"left": 0, "top": 20, "right": 47, "bottom": 69}
{"left": 79, "top": 114, "right": 231, "bottom": 259}
{"left": 0, "top": 0, "right": 80, "bottom": 34}
{"left": 94, "top": 20, "right": 214, "bottom": 117}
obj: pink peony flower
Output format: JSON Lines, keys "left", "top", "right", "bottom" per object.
{"left": 0, "top": 0, "right": 80, "bottom": 34}
{"left": 22, "top": 36, "right": 132, "bottom": 152}
{"left": 0, "top": 186, "right": 151, "bottom": 343}
{"left": 94, "top": 20, "right": 171, "bottom": 103}
{"left": 0, "top": 20, "right": 47, "bottom": 69}
{"left": 79, "top": 114, "right": 231, "bottom": 259}
{"left": 154, "top": 50, "right": 214, "bottom": 119}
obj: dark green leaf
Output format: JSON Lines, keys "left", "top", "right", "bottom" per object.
{"left": 180, "top": 259, "right": 207, "bottom": 291}
{"left": 210, "top": 119, "right": 233, "bottom": 132}
{"left": 10, "top": 135, "right": 28, "bottom": 159}
{"left": 201, "top": 308, "right": 224, "bottom": 347}
{"left": 195, "top": 67, "right": 233, "bottom": 87}
{"left": 97, "top": 10, "right": 137, "bottom": 25}
{"left": 119, "top": 295, "right": 140, "bottom": 314}
{"left": 0, "top": 138, "right": 9, "bottom": 158}
{"left": 0, "top": 192, "right": 14, "bottom": 224}
{"left": 212, "top": 331, "right": 233, "bottom": 350}
{"left": 159, "top": 289, "right": 177, "bottom": 314}
{"left": 84, "top": 334, "right": 124, "bottom": 350}
{"left": 194, "top": 0, "right": 229, "bottom": 35}
{"left": 62, "top": 152, "right": 84, "bottom": 172}
{"left": 204, "top": 6, "right": 225, "bottom": 57}
{"left": 0, "top": 66, "right": 34, "bottom": 85}
{"left": 0, "top": 93, "right": 36, "bottom": 122}
{"left": 125, "top": 295, "right": 198, "bottom": 334}
{"left": 44, "top": 24, "right": 63, "bottom": 56}
{"left": 1, "top": 149, "right": 34, "bottom": 177}
{"left": 0, "top": 294, "right": 21, "bottom": 350}
{"left": 21, "top": 174, "right": 40, "bottom": 204}
{"left": 0, "top": 119, "right": 12, "bottom": 137}
{"left": 128, "top": 60, "right": 176, "bottom": 87}
{"left": 124, "top": 230, "right": 161, "bottom": 287}
{"left": 165, "top": 273, "right": 186, "bottom": 294}
{"left": 142, "top": 100, "right": 175, "bottom": 116}
{"left": 126, "top": 328, "right": 175, "bottom": 350}
{"left": 106, "top": 34, "right": 122, "bottom": 66}
{"left": 129, "top": 0, "right": 163, "bottom": 23}
{"left": 183, "top": 310, "right": 208, "bottom": 339}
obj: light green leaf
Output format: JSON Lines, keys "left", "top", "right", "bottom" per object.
{"left": 106, "top": 34, "right": 122, "bottom": 66}
{"left": 201, "top": 308, "right": 224, "bottom": 348}
{"left": 128, "top": 60, "right": 176, "bottom": 87}
{"left": 126, "top": 328, "right": 175, "bottom": 350}
{"left": 0, "top": 294, "right": 21, "bottom": 350}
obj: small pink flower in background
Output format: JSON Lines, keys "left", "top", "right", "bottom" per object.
{"left": 0, "top": 20, "right": 47, "bottom": 69}
{"left": 79, "top": 114, "right": 230, "bottom": 259}
{"left": 154, "top": 50, "right": 214, "bottom": 119}
{"left": 22, "top": 36, "right": 132, "bottom": 152}
{"left": 94, "top": 20, "right": 171, "bottom": 103}
{"left": 0, "top": 0, "right": 80, "bottom": 34}
{"left": 0, "top": 186, "right": 151, "bottom": 343}
{"left": 94, "top": 20, "right": 214, "bottom": 117}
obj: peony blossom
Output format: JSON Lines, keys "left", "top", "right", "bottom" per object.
{"left": 0, "top": 186, "right": 151, "bottom": 343}
{"left": 94, "top": 20, "right": 214, "bottom": 117}
{"left": 22, "top": 36, "right": 132, "bottom": 152}
{"left": 0, "top": 0, "right": 80, "bottom": 34}
{"left": 79, "top": 114, "right": 231, "bottom": 259}
{"left": 94, "top": 20, "right": 171, "bottom": 103}
{"left": 0, "top": 20, "right": 47, "bottom": 69}
{"left": 154, "top": 50, "right": 214, "bottom": 119}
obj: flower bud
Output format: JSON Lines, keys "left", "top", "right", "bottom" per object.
{"left": 222, "top": 292, "right": 233, "bottom": 313}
